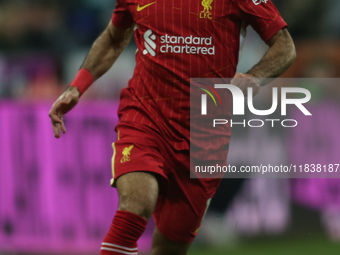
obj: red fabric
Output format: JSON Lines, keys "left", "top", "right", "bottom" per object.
{"left": 111, "top": 122, "right": 169, "bottom": 192}
{"left": 100, "top": 210, "right": 147, "bottom": 254}
{"left": 112, "top": 122, "right": 224, "bottom": 243}
{"left": 69, "top": 68, "right": 94, "bottom": 96}
{"left": 111, "top": 0, "right": 134, "bottom": 29}
{"left": 234, "top": 0, "right": 287, "bottom": 42}
{"left": 111, "top": 0, "right": 287, "bottom": 159}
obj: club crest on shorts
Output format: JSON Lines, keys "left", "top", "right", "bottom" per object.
{"left": 121, "top": 145, "right": 134, "bottom": 163}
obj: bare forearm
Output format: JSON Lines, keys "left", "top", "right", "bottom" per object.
{"left": 247, "top": 29, "right": 296, "bottom": 82}
{"left": 82, "top": 23, "right": 134, "bottom": 80}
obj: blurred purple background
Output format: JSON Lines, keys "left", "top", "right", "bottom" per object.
{"left": 0, "top": 102, "right": 153, "bottom": 254}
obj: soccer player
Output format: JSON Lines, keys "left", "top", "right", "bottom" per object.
{"left": 49, "top": 0, "right": 296, "bottom": 254}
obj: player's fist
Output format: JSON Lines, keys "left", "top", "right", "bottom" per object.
{"left": 231, "top": 73, "right": 261, "bottom": 97}
{"left": 49, "top": 86, "right": 80, "bottom": 138}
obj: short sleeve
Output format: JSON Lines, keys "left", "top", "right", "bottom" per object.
{"left": 236, "top": 0, "right": 287, "bottom": 42}
{"left": 111, "top": 0, "right": 135, "bottom": 29}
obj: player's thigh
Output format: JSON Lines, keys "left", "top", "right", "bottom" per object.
{"left": 116, "top": 172, "right": 159, "bottom": 220}
{"left": 111, "top": 122, "right": 168, "bottom": 220}
{"left": 152, "top": 156, "right": 223, "bottom": 244}
{"left": 151, "top": 227, "right": 191, "bottom": 255}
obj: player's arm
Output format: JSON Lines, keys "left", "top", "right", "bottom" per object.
{"left": 231, "top": 0, "right": 296, "bottom": 95}
{"left": 247, "top": 28, "right": 296, "bottom": 80}
{"left": 49, "top": 22, "right": 134, "bottom": 138}
{"left": 81, "top": 22, "right": 135, "bottom": 82}
{"left": 232, "top": 28, "right": 296, "bottom": 95}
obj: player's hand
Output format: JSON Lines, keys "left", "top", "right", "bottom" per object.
{"left": 231, "top": 73, "right": 261, "bottom": 97}
{"left": 49, "top": 86, "right": 80, "bottom": 138}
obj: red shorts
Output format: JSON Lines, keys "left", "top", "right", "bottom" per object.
{"left": 110, "top": 122, "right": 227, "bottom": 244}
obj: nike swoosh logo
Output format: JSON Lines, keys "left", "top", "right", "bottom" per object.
{"left": 137, "top": 2, "right": 156, "bottom": 11}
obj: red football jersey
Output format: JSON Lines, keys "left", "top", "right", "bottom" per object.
{"left": 112, "top": 0, "right": 287, "bottom": 158}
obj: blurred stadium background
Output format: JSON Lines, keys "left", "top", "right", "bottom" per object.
{"left": 1, "top": 0, "right": 340, "bottom": 254}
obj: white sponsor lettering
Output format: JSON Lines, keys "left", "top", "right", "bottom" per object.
{"left": 143, "top": 29, "right": 156, "bottom": 56}
{"left": 142, "top": 29, "right": 215, "bottom": 56}
{"left": 252, "top": 0, "right": 269, "bottom": 5}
